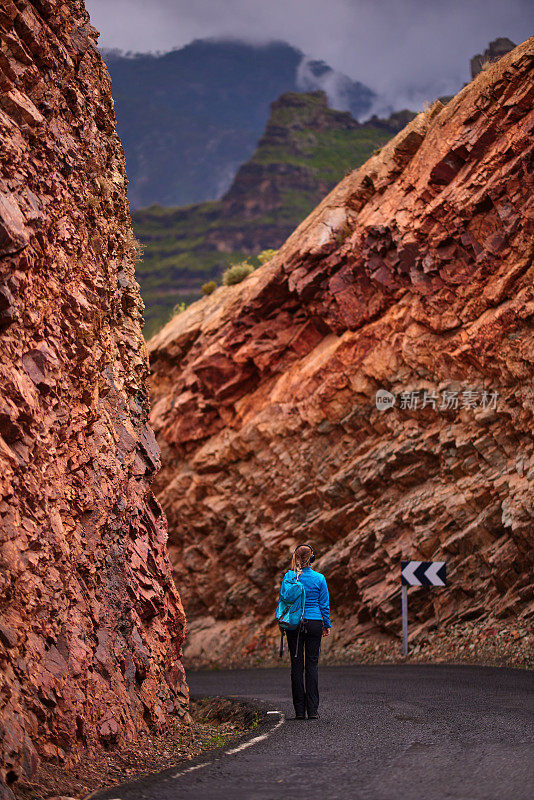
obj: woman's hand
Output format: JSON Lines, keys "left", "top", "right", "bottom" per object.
{"left": 322, "top": 627, "right": 331, "bottom": 637}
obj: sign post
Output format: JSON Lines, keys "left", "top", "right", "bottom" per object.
{"left": 400, "top": 560, "right": 446, "bottom": 656}
{"left": 401, "top": 584, "right": 408, "bottom": 656}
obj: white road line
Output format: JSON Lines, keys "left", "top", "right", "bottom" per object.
{"left": 171, "top": 711, "right": 285, "bottom": 778}
{"left": 172, "top": 761, "right": 210, "bottom": 779}
{"left": 226, "top": 712, "right": 285, "bottom": 755}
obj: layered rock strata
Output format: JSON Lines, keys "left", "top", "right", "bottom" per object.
{"left": 149, "top": 40, "right": 534, "bottom": 666}
{"left": 0, "top": 2, "right": 186, "bottom": 795}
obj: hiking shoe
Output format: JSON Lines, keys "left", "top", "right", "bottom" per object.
{"left": 292, "top": 715, "right": 306, "bottom": 720}
{"left": 307, "top": 713, "right": 319, "bottom": 719}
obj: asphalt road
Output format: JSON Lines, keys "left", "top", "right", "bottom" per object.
{"left": 93, "top": 664, "right": 534, "bottom": 800}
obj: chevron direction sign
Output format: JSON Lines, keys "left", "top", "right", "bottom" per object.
{"left": 401, "top": 560, "right": 446, "bottom": 587}
{"left": 400, "top": 560, "right": 447, "bottom": 656}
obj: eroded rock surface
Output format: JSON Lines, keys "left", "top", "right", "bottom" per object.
{"left": 0, "top": 2, "right": 186, "bottom": 795}
{"left": 149, "top": 40, "right": 534, "bottom": 666}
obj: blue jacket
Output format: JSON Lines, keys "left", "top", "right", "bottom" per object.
{"left": 280, "top": 567, "right": 331, "bottom": 628}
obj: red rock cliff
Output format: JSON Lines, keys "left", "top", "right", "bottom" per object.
{"left": 0, "top": 2, "right": 187, "bottom": 795}
{"left": 148, "top": 40, "right": 533, "bottom": 665}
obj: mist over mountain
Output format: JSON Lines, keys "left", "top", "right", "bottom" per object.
{"left": 102, "top": 39, "right": 375, "bottom": 208}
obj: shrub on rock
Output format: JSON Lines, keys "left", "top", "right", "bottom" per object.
{"left": 222, "top": 261, "right": 254, "bottom": 286}
{"left": 201, "top": 280, "right": 217, "bottom": 295}
{"left": 257, "top": 249, "right": 278, "bottom": 264}
{"left": 172, "top": 301, "right": 188, "bottom": 315}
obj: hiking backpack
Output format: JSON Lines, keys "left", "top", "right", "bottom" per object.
{"left": 275, "top": 572, "right": 306, "bottom": 656}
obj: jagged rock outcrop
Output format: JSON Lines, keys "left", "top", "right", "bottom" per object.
{"left": 148, "top": 40, "right": 534, "bottom": 666}
{"left": 470, "top": 37, "right": 516, "bottom": 79}
{"left": 219, "top": 94, "right": 416, "bottom": 231}
{"left": 0, "top": 2, "right": 186, "bottom": 795}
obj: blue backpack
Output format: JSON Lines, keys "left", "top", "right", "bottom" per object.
{"left": 275, "top": 572, "right": 306, "bottom": 656}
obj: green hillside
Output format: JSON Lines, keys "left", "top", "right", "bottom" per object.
{"left": 133, "top": 92, "right": 415, "bottom": 338}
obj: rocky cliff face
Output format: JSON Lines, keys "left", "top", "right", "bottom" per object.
{"left": 148, "top": 40, "right": 534, "bottom": 666}
{"left": 0, "top": 2, "right": 186, "bottom": 795}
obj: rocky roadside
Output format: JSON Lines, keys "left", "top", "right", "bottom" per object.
{"left": 324, "top": 621, "right": 534, "bottom": 669}
{"left": 11, "top": 698, "right": 261, "bottom": 800}
{"left": 10, "top": 631, "right": 532, "bottom": 799}
{"left": 183, "top": 622, "right": 534, "bottom": 672}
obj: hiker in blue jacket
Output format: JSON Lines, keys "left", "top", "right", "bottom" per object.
{"left": 279, "top": 544, "right": 331, "bottom": 720}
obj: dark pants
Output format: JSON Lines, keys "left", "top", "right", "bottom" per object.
{"left": 286, "top": 619, "right": 323, "bottom": 717}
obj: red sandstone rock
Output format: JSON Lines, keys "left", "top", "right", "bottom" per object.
{"left": 149, "top": 40, "right": 534, "bottom": 666}
{"left": 0, "top": 2, "right": 186, "bottom": 796}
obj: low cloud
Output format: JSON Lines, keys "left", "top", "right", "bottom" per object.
{"left": 86, "top": 0, "right": 533, "bottom": 112}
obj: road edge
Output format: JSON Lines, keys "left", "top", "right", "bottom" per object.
{"left": 83, "top": 699, "right": 285, "bottom": 800}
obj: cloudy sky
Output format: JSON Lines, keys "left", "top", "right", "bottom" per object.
{"left": 85, "top": 0, "right": 533, "bottom": 111}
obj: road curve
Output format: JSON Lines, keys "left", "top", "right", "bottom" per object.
{"left": 92, "top": 664, "right": 534, "bottom": 800}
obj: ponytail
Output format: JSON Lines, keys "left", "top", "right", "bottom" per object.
{"left": 291, "top": 545, "right": 313, "bottom": 580}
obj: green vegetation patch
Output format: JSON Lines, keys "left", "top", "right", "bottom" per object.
{"left": 251, "top": 126, "right": 392, "bottom": 184}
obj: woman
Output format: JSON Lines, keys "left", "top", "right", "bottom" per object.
{"left": 281, "top": 544, "right": 331, "bottom": 720}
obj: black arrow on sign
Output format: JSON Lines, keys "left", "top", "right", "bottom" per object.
{"left": 401, "top": 561, "right": 446, "bottom": 586}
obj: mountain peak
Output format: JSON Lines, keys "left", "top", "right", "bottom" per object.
{"left": 470, "top": 37, "right": 516, "bottom": 78}
{"left": 264, "top": 90, "right": 359, "bottom": 133}
{"left": 103, "top": 39, "right": 374, "bottom": 208}
{"left": 221, "top": 91, "right": 360, "bottom": 214}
